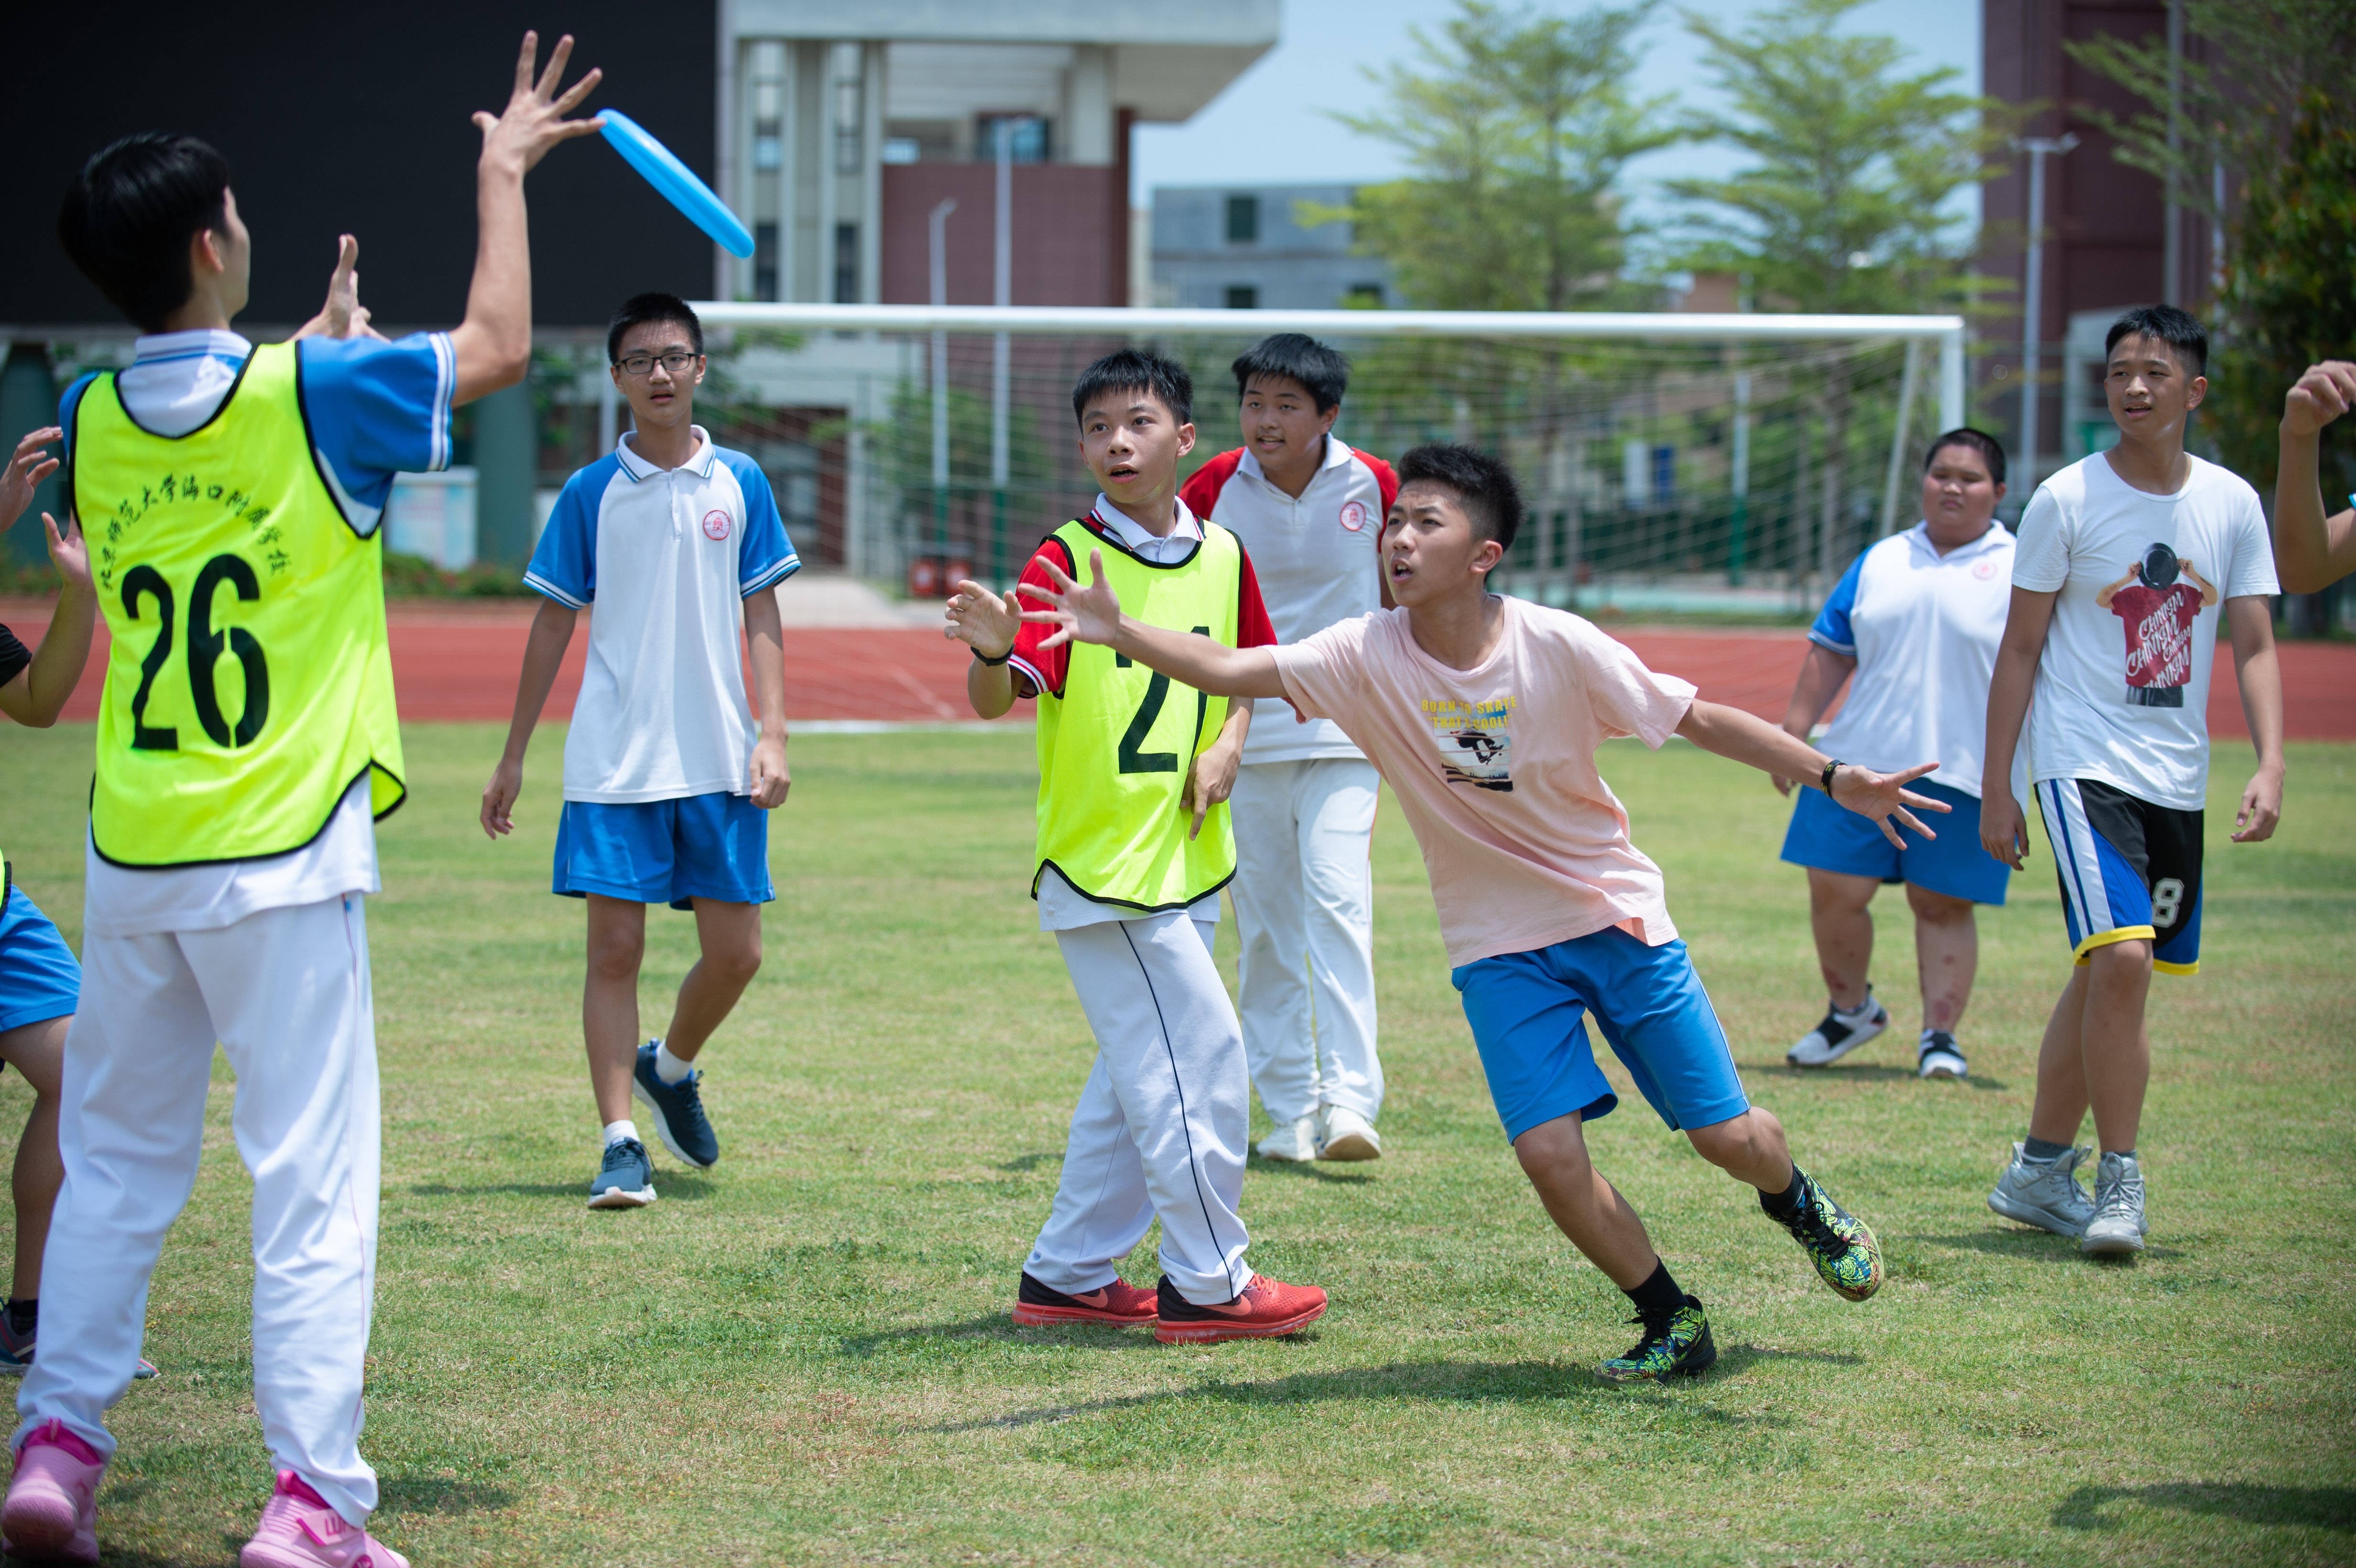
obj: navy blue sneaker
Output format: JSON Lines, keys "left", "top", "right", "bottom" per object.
{"left": 588, "top": 1137, "right": 657, "bottom": 1209}
{"left": 632, "top": 1040, "right": 719, "bottom": 1169}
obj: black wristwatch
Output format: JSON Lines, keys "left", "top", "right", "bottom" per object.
{"left": 975, "top": 643, "right": 1013, "bottom": 667}
{"left": 1820, "top": 758, "right": 1842, "bottom": 793}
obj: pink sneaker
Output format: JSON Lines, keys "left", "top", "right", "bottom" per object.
{"left": 1, "top": 1419, "right": 104, "bottom": 1564}
{"left": 240, "top": 1471, "right": 409, "bottom": 1568}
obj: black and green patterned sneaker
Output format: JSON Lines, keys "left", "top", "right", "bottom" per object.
{"left": 1595, "top": 1299, "right": 1717, "bottom": 1385}
{"left": 1773, "top": 1170, "right": 1884, "bottom": 1302}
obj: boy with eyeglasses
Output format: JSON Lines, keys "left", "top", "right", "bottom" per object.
{"left": 482, "top": 292, "right": 799, "bottom": 1210}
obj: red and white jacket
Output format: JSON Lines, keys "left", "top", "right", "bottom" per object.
{"left": 1181, "top": 437, "right": 1397, "bottom": 763}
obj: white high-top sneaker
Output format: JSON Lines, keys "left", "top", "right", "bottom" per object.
{"left": 2081, "top": 1151, "right": 2149, "bottom": 1255}
{"left": 1987, "top": 1143, "right": 2094, "bottom": 1237}
{"left": 1255, "top": 1114, "right": 1319, "bottom": 1163}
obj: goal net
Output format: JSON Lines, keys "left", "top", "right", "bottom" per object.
{"left": 532, "top": 305, "right": 1966, "bottom": 619}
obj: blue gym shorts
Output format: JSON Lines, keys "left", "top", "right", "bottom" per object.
{"left": 0, "top": 884, "right": 81, "bottom": 1034}
{"left": 553, "top": 793, "right": 774, "bottom": 910}
{"left": 1780, "top": 775, "right": 2010, "bottom": 905}
{"left": 1451, "top": 926, "right": 1750, "bottom": 1141}
{"left": 2034, "top": 777, "right": 2202, "bottom": 975}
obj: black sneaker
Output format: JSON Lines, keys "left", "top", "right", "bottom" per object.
{"left": 632, "top": 1040, "right": 719, "bottom": 1168}
{"left": 1595, "top": 1298, "right": 1716, "bottom": 1384}
{"left": 1787, "top": 992, "right": 1889, "bottom": 1067}
{"left": 1918, "top": 1030, "right": 1968, "bottom": 1079}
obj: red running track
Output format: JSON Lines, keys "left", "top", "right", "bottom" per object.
{"left": 4, "top": 597, "right": 2350, "bottom": 740}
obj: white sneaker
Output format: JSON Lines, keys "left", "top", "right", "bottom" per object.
{"left": 1786, "top": 992, "right": 1888, "bottom": 1067}
{"left": 1917, "top": 1030, "right": 1968, "bottom": 1079}
{"left": 1255, "top": 1115, "right": 1319, "bottom": 1163}
{"left": 1986, "top": 1143, "right": 2094, "bottom": 1237}
{"left": 1317, "top": 1104, "right": 1383, "bottom": 1161}
{"left": 2081, "top": 1151, "right": 2148, "bottom": 1255}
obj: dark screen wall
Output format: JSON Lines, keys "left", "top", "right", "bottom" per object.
{"left": 3, "top": 2, "right": 718, "bottom": 331}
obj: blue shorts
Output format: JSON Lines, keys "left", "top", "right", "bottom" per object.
{"left": 553, "top": 794, "right": 774, "bottom": 910}
{"left": 0, "top": 885, "right": 81, "bottom": 1034}
{"left": 2035, "top": 778, "right": 2203, "bottom": 974}
{"left": 1451, "top": 926, "right": 1750, "bottom": 1140}
{"left": 1780, "top": 776, "right": 2010, "bottom": 905}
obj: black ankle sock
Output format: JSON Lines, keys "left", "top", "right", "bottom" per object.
{"left": 5, "top": 1299, "right": 34, "bottom": 1336}
{"left": 1624, "top": 1259, "right": 1687, "bottom": 1318}
{"left": 1758, "top": 1163, "right": 1805, "bottom": 1221}
{"left": 2022, "top": 1135, "right": 2073, "bottom": 1162}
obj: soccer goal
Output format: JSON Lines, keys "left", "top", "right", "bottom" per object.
{"left": 558, "top": 303, "right": 1966, "bottom": 616}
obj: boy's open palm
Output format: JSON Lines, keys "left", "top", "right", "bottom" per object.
{"left": 944, "top": 578, "right": 1024, "bottom": 660}
{"left": 1016, "top": 550, "right": 1122, "bottom": 650}
{"left": 0, "top": 428, "right": 61, "bottom": 535}
{"left": 1830, "top": 761, "right": 1952, "bottom": 849}
{"left": 475, "top": 32, "right": 604, "bottom": 175}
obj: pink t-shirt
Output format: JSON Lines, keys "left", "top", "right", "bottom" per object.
{"left": 1275, "top": 598, "right": 1698, "bottom": 968}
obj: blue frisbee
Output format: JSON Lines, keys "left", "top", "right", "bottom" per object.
{"left": 600, "top": 109, "right": 755, "bottom": 259}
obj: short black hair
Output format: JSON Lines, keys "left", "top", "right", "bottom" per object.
{"left": 1396, "top": 443, "right": 1523, "bottom": 552}
{"left": 2104, "top": 304, "right": 2207, "bottom": 377}
{"left": 607, "top": 292, "right": 704, "bottom": 364}
{"left": 58, "top": 132, "right": 233, "bottom": 334}
{"left": 1923, "top": 426, "right": 2007, "bottom": 486}
{"left": 1071, "top": 347, "right": 1192, "bottom": 428}
{"left": 1231, "top": 333, "right": 1350, "bottom": 413}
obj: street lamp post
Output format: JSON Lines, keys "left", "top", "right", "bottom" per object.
{"left": 2017, "top": 133, "right": 2078, "bottom": 494}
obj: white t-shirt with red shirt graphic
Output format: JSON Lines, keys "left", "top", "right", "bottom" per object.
{"left": 2011, "top": 451, "right": 2276, "bottom": 812}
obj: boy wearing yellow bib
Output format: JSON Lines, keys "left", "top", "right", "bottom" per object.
{"left": 946, "top": 350, "right": 1328, "bottom": 1343}
{"left": 5, "top": 38, "right": 603, "bottom": 1568}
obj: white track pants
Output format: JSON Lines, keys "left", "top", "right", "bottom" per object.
{"left": 1025, "top": 913, "right": 1253, "bottom": 1306}
{"left": 1229, "top": 757, "right": 1383, "bottom": 1125}
{"left": 16, "top": 894, "right": 382, "bottom": 1526}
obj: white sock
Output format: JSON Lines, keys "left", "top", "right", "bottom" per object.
{"left": 653, "top": 1041, "right": 695, "bottom": 1085}
{"left": 603, "top": 1120, "right": 639, "bottom": 1149}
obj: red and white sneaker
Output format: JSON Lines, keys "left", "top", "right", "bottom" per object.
{"left": 1012, "top": 1272, "right": 1159, "bottom": 1327}
{"left": 1, "top": 1419, "right": 104, "bottom": 1564}
{"left": 240, "top": 1471, "right": 409, "bottom": 1568}
{"left": 1154, "top": 1273, "right": 1329, "bottom": 1344}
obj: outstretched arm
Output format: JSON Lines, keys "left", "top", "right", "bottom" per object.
{"left": 1771, "top": 642, "right": 1856, "bottom": 796}
{"left": 2225, "top": 594, "right": 2284, "bottom": 844}
{"left": 1980, "top": 585, "right": 2056, "bottom": 870}
{"left": 0, "top": 513, "right": 95, "bottom": 730}
{"left": 448, "top": 33, "right": 605, "bottom": 406}
{"left": 1016, "top": 547, "right": 1287, "bottom": 700}
{"left": 1675, "top": 698, "right": 1948, "bottom": 848}
{"left": 2275, "top": 361, "right": 2356, "bottom": 593}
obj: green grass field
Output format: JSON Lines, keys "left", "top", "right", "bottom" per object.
{"left": 4, "top": 722, "right": 2352, "bottom": 1567}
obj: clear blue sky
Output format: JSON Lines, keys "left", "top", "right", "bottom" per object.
{"left": 1134, "top": 0, "right": 1986, "bottom": 233}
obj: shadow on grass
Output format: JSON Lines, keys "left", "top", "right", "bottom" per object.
{"left": 1712, "top": 1342, "right": 1865, "bottom": 1375}
{"left": 1244, "top": 1156, "right": 1376, "bottom": 1184}
{"left": 994, "top": 1152, "right": 1060, "bottom": 1174}
{"left": 408, "top": 1172, "right": 716, "bottom": 1202}
{"left": 2054, "top": 1483, "right": 2356, "bottom": 1533}
{"left": 1746, "top": 1060, "right": 2010, "bottom": 1092}
{"left": 1917, "top": 1230, "right": 2185, "bottom": 1264}
{"left": 930, "top": 1358, "right": 1797, "bottom": 1432}
{"left": 380, "top": 1474, "right": 517, "bottom": 1516}
{"left": 837, "top": 1313, "right": 1161, "bottom": 1360}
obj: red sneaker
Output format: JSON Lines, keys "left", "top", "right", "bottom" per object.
{"left": 1011, "top": 1272, "right": 1160, "bottom": 1327}
{"left": 2, "top": 1420, "right": 104, "bottom": 1565}
{"left": 240, "top": 1470, "right": 409, "bottom": 1568}
{"left": 1154, "top": 1274, "right": 1328, "bottom": 1344}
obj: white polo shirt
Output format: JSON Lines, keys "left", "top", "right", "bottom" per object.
{"left": 524, "top": 427, "right": 799, "bottom": 803}
{"left": 1180, "top": 436, "right": 1396, "bottom": 763}
{"left": 1810, "top": 521, "right": 2026, "bottom": 802}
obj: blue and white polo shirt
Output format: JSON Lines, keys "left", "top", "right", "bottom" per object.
{"left": 525, "top": 427, "right": 799, "bottom": 804}
{"left": 1811, "top": 521, "right": 2026, "bottom": 802}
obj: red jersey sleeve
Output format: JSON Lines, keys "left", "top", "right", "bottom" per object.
{"left": 1235, "top": 544, "right": 1278, "bottom": 649}
{"left": 1364, "top": 452, "right": 1400, "bottom": 515}
{"left": 1179, "top": 449, "right": 1245, "bottom": 522}
{"left": 1006, "top": 535, "right": 1077, "bottom": 698}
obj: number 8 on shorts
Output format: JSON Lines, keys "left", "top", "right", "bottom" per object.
{"left": 2035, "top": 778, "right": 2204, "bottom": 975}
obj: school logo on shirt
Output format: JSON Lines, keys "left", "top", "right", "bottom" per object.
{"left": 2100, "top": 542, "right": 2214, "bottom": 708}
{"left": 702, "top": 509, "right": 732, "bottom": 541}
{"left": 1972, "top": 558, "right": 1998, "bottom": 580}
{"left": 1339, "top": 500, "right": 1370, "bottom": 532}
{"left": 1423, "top": 696, "right": 1514, "bottom": 791}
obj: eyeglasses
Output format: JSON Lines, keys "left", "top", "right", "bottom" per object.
{"left": 615, "top": 350, "right": 701, "bottom": 377}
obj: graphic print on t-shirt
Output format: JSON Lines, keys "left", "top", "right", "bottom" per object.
{"left": 2098, "top": 542, "right": 2216, "bottom": 708}
{"left": 1425, "top": 696, "right": 1514, "bottom": 791}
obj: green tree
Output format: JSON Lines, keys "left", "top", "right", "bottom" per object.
{"left": 1325, "top": 0, "right": 1673, "bottom": 312}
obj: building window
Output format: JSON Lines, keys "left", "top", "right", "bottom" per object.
{"left": 977, "top": 115, "right": 1049, "bottom": 163}
{"left": 1226, "top": 194, "right": 1259, "bottom": 245}
{"left": 754, "top": 222, "right": 779, "bottom": 303}
{"left": 835, "top": 223, "right": 859, "bottom": 304}
{"left": 881, "top": 137, "right": 920, "bottom": 164}
{"left": 1344, "top": 282, "right": 1385, "bottom": 308}
{"left": 1224, "top": 284, "right": 1258, "bottom": 310}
